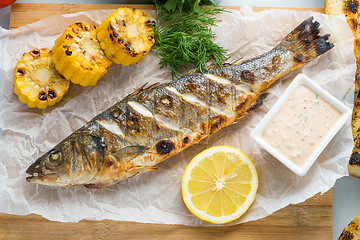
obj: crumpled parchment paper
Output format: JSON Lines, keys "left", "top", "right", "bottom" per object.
{"left": 0, "top": 6, "right": 356, "bottom": 225}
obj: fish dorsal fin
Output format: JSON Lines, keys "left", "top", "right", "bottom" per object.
{"left": 121, "top": 82, "right": 162, "bottom": 103}
{"left": 121, "top": 83, "right": 148, "bottom": 102}
{"left": 184, "top": 68, "right": 198, "bottom": 76}
{"left": 110, "top": 145, "right": 148, "bottom": 162}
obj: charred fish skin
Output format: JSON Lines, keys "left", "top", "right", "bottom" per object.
{"left": 26, "top": 17, "right": 334, "bottom": 188}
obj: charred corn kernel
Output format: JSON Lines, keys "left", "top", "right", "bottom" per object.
{"left": 13, "top": 48, "right": 70, "bottom": 109}
{"left": 52, "top": 22, "right": 112, "bottom": 87}
{"left": 97, "top": 7, "right": 155, "bottom": 66}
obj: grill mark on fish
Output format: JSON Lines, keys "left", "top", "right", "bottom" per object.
{"left": 25, "top": 17, "right": 335, "bottom": 188}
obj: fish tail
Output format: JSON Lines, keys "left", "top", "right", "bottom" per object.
{"left": 278, "top": 16, "right": 334, "bottom": 67}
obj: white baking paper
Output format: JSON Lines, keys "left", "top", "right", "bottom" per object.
{"left": 0, "top": 7, "right": 356, "bottom": 225}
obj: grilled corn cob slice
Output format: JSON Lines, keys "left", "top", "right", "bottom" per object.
{"left": 97, "top": 7, "right": 155, "bottom": 65}
{"left": 52, "top": 22, "right": 112, "bottom": 87}
{"left": 13, "top": 48, "right": 70, "bottom": 109}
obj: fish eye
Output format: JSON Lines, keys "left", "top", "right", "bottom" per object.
{"left": 47, "top": 150, "right": 63, "bottom": 167}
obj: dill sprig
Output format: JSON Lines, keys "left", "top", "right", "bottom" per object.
{"left": 152, "top": 1, "right": 229, "bottom": 78}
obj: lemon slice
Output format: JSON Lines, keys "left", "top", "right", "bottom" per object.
{"left": 181, "top": 146, "right": 258, "bottom": 224}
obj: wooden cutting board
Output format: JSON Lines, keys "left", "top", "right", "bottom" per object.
{"left": 2, "top": 3, "right": 332, "bottom": 240}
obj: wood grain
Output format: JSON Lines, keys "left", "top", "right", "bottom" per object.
{"left": 9, "top": 3, "right": 323, "bottom": 29}
{"left": 0, "top": 191, "right": 332, "bottom": 240}
{"left": 3, "top": 3, "right": 332, "bottom": 240}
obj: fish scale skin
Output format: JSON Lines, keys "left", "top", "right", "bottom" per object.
{"left": 25, "top": 17, "right": 334, "bottom": 188}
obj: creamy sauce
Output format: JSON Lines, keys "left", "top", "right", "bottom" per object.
{"left": 262, "top": 84, "right": 341, "bottom": 167}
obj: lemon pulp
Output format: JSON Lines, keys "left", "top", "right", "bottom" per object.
{"left": 181, "top": 146, "right": 258, "bottom": 224}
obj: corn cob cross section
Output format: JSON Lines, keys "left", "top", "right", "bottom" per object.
{"left": 52, "top": 22, "right": 112, "bottom": 87}
{"left": 97, "top": 7, "right": 155, "bottom": 66}
{"left": 13, "top": 48, "right": 70, "bottom": 109}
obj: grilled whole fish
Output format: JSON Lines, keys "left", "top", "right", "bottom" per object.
{"left": 26, "top": 17, "right": 334, "bottom": 188}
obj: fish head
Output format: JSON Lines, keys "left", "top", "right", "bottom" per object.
{"left": 26, "top": 142, "right": 79, "bottom": 187}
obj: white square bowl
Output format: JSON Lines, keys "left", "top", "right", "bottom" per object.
{"left": 250, "top": 74, "right": 352, "bottom": 176}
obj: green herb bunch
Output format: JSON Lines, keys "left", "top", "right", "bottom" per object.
{"left": 152, "top": 0, "right": 229, "bottom": 77}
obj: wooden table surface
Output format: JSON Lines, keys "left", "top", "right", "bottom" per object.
{"left": 1, "top": 3, "right": 333, "bottom": 240}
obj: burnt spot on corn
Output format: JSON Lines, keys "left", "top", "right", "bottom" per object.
{"left": 118, "top": 38, "right": 124, "bottom": 44}
{"left": 84, "top": 26, "right": 89, "bottom": 31}
{"left": 248, "top": 92, "right": 268, "bottom": 112}
{"left": 350, "top": 151, "right": 360, "bottom": 166}
{"left": 63, "top": 45, "right": 68, "bottom": 49}
{"left": 121, "top": 20, "right": 126, "bottom": 27}
{"left": 48, "top": 89, "right": 56, "bottom": 99}
{"left": 113, "top": 31, "right": 119, "bottom": 38}
{"left": 241, "top": 70, "right": 255, "bottom": 84}
{"left": 349, "top": 18, "right": 358, "bottom": 32}
{"left": 344, "top": 0, "right": 359, "bottom": 14}
{"left": 38, "top": 91, "right": 47, "bottom": 101}
{"left": 76, "top": 22, "right": 84, "bottom": 29}
{"left": 156, "top": 140, "right": 174, "bottom": 155}
{"left": 183, "top": 136, "right": 189, "bottom": 144}
{"left": 31, "top": 49, "right": 40, "bottom": 57}
{"left": 80, "top": 64, "right": 93, "bottom": 71}
{"left": 59, "top": 74, "right": 65, "bottom": 79}
{"left": 65, "top": 49, "right": 72, "bottom": 56}
{"left": 16, "top": 69, "right": 25, "bottom": 76}
{"left": 124, "top": 43, "right": 131, "bottom": 52}
{"left": 66, "top": 34, "right": 73, "bottom": 39}
{"left": 72, "top": 27, "right": 79, "bottom": 34}
{"left": 109, "top": 23, "right": 115, "bottom": 31}
{"left": 160, "top": 95, "right": 173, "bottom": 107}
{"left": 209, "top": 114, "right": 227, "bottom": 135}
{"left": 110, "top": 33, "right": 114, "bottom": 41}
{"left": 339, "top": 229, "right": 354, "bottom": 240}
